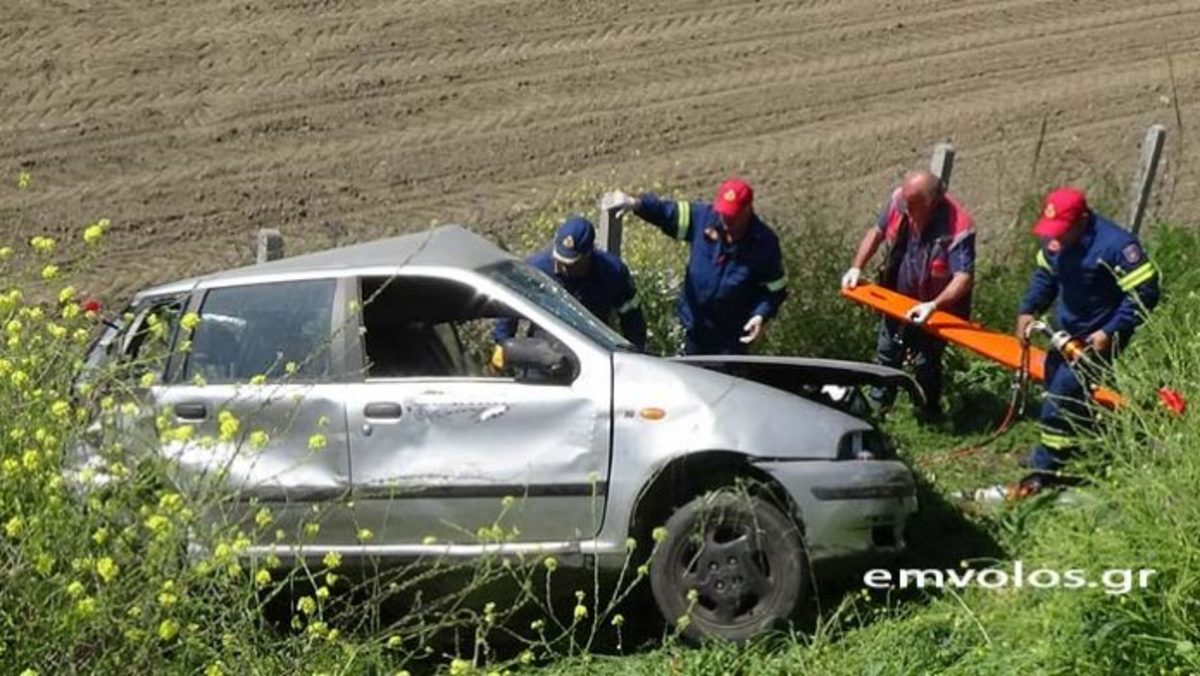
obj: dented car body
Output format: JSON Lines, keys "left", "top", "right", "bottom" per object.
{"left": 77, "top": 225, "right": 918, "bottom": 635}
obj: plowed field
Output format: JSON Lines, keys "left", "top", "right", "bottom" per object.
{"left": 3, "top": 0, "right": 1199, "bottom": 292}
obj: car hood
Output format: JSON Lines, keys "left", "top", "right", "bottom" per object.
{"left": 670, "top": 355, "right": 924, "bottom": 406}
{"left": 612, "top": 352, "right": 876, "bottom": 460}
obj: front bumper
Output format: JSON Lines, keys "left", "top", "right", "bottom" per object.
{"left": 756, "top": 459, "right": 918, "bottom": 562}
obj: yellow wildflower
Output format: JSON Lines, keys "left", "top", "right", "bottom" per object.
{"left": 217, "top": 410, "right": 239, "bottom": 442}
{"left": 76, "top": 597, "right": 97, "bottom": 616}
{"left": 96, "top": 557, "right": 118, "bottom": 583}
{"left": 158, "top": 493, "right": 184, "bottom": 512}
{"left": 144, "top": 514, "right": 170, "bottom": 536}
{"left": 83, "top": 221, "right": 108, "bottom": 245}
{"left": 157, "top": 619, "right": 179, "bottom": 641}
{"left": 29, "top": 236, "right": 54, "bottom": 255}
{"left": 5, "top": 515, "right": 24, "bottom": 539}
{"left": 248, "top": 430, "right": 269, "bottom": 449}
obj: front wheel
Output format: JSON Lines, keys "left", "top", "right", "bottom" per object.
{"left": 649, "top": 491, "right": 808, "bottom": 643}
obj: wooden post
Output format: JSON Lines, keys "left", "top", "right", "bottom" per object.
{"left": 1127, "top": 124, "right": 1167, "bottom": 236}
{"left": 930, "top": 143, "right": 956, "bottom": 187}
{"left": 256, "top": 228, "right": 284, "bottom": 263}
{"left": 597, "top": 203, "right": 624, "bottom": 257}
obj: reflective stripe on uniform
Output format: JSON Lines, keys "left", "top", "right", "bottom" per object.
{"left": 676, "top": 200, "right": 691, "bottom": 240}
{"left": 1040, "top": 431, "right": 1076, "bottom": 450}
{"left": 763, "top": 275, "right": 787, "bottom": 292}
{"left": 1118, "top": 261, "right": 1156, "bottom": 292}
{"left": 1036, "top": 249, "right": 1052, "bottom": 272}
{"left": 616, "top": 295, "right": 641, "bottom": 315}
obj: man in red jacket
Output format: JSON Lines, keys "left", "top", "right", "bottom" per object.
{"left": 841, "top": 169, "right": 977, "bottom": 420}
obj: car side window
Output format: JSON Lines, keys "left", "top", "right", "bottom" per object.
{"left": 82, "top": 296, "right": 186, "bottom": 385}
{"left": 184, "top": 279, "right": 335, "bottom": 383}
{"left": 359, "top": 275, "right": 573, "bottom": 381}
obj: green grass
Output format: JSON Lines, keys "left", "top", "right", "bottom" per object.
{"left": 535, "top": 222, "right": 1200, "bottom": 676}
{"left": 3, "top": 168, "right": 1198, "bottom": 674}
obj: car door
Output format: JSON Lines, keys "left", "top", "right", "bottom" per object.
{"left": 344, "top": 272, "right": 613, "bottom": 545}
{"left": 153, "top": 277, "right": 357, "bottom": 547}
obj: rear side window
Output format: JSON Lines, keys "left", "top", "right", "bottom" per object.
{"left": 184, "top": 280, "right": 335, "bottom": 383}
{"left": 82, "top": 295, "right": 186, "bottom": 383}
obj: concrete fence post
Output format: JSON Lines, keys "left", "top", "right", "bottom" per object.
{"left": 1127, "top": 124, "right": 1167, "bottom": 236}
{"left": 256, "top": 228, "right": 284, "bottom": 263}
{"left": 597, "top": 203, "right": 624, "bottom": 257}
{"left": 930, "top": 143, "right": 956, "bottom": 187}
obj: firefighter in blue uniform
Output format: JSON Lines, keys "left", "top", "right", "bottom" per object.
{"left": 604, "top": 178, "right": 788, "bottom": 355}
{"left": 842, "top": 169, "right": 977, "bottom": 419}
{"left": 1015, "top": 187, "right": 1160, "bottom": 491}
{"left": 494, "top": 215, "right": 647, "bottom": 349}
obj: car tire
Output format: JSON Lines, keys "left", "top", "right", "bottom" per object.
{"left": 649, "top": 491, "right": 808, "bottom": 643}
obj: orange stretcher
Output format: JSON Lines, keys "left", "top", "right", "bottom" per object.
{"left": 841, "top": 283, "right": 1123, "bottom": 409}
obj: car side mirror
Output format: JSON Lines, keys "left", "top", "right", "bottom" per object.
{"left": 498, "top": 337, "right": 575, "bottom": 383}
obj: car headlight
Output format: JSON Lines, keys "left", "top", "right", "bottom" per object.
{"left": 838, "top": 429, "right": 895, "bottom": 460}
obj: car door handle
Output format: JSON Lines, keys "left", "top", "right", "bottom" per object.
{"left": 364, "top": 402, "right": 404, "bottom": 419}
{"left": 174, "top": 402, "right": 208, "bottom": 421}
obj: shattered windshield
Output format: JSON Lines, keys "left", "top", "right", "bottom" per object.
{"left": 480, "top": 260, "right": 634, "bottom": 352}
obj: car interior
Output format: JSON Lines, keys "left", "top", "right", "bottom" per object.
{"left": 360, "top": 275, "right": 517, "bottom": 379}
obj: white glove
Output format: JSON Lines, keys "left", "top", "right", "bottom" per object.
{"left": 841, "top": 267, "right": 862, "bottom": 290}
{"left": 740, "top": 315, "right": 766, "bottom": 344}
{"left": 601, "top": 190, "right": 636, "bottom": 215}
{"left": 906, "top": 301, "right": 938, "bottom": 325}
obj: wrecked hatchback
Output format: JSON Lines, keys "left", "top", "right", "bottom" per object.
{"left": 73, "top": 225, "right": 919, "bottom": 642}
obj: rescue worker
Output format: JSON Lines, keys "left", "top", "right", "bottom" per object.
{"left": 494, "top": 215, "right": 647, "bottom": 349}
{"left": 842, "top": 169, "right": 976, "bottom": 419}
{"left": 1014, "top": 187, "right": 1159, "bottom": 491}
{"left": 603, "top": 178, "right": 788, "bottom": 355}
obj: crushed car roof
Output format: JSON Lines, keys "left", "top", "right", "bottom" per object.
{"left": 137, "top": 225, "right": 515, "bottom": 298}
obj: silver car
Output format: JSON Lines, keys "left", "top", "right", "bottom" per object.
{"left": 76, "top": 225, "right": 919, "bottom": 642}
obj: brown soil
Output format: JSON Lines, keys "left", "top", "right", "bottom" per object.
{"left": 2, "top": 0, "right": 1198, "bottom": 294}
